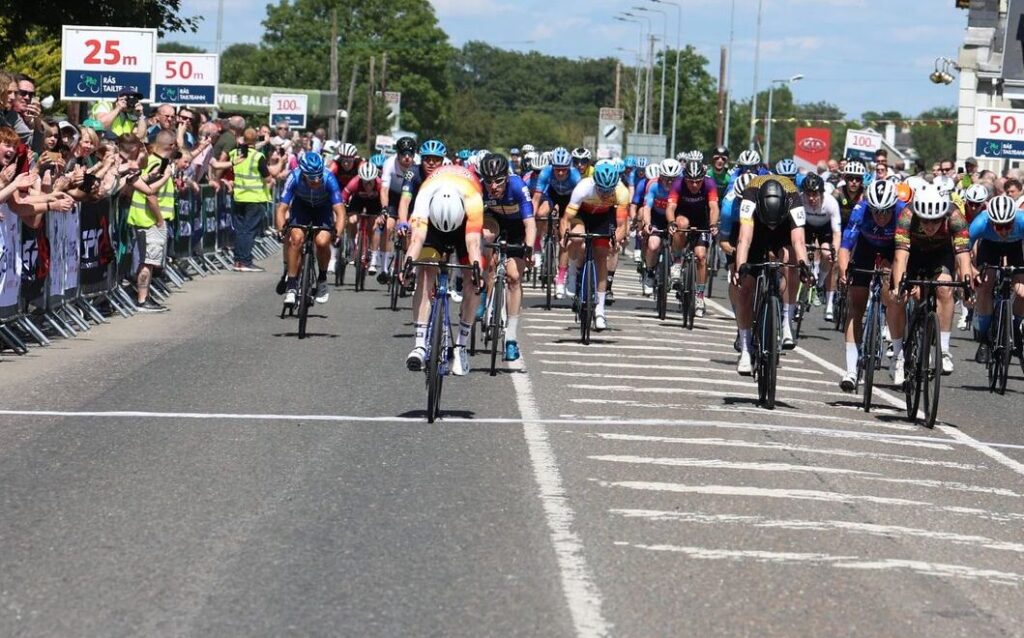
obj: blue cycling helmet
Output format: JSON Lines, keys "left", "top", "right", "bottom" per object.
{"left": 457, "top": 148, "right": 472, "bottom": 161}
{"left": 636, "top": 157, "right": 649, "bottom": 169}
{"left": 551, "top": 147, "right": 572, "bottom": 168}
{"left": 370, "top": 153, "right": 387, "bottom": 168}
{"left": 775, "top": 158, "right": 798, "bottom": 177}
{"left": 593, "top": 163, "right": 620, "bottom": 191}
{"left": 298, "top": 152, "right": 324, "bottom": 179}
{"left": 510, "top": 147, "right": 521, "bottom": 156}
{"left": 613, "top": 157, "right": 625, "bottom": 174}
{"left": 624, "top": 155, "right": 636, "bottom": 168}
{"left": 420, "top": 139, "right": 447, "bottom": 158}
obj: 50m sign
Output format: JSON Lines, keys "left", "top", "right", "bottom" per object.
{"left": 61, "top": 25, "right": 157, "bottom": 101}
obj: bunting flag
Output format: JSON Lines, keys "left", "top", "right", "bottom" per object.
{"left": 764, "top": 118, "right": 956, "bottom": 127}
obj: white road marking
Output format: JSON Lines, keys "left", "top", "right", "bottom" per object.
{"left": 610, "top": 509, "right": 1024, "bottom": 553}
{"left": 617, "top": 542, "right": 1024, "bottom": 586}
{"left": 590, "top": 434, "right": 977, "bottom": 469}
{"left": 505, "top": 359, "right": 610, "bottom": 637}
{"left": 532, "top": 341, "right": 741, "bottom": 356}
{"left": 589, "top": 454, "right": 878, "bottom": 476}
{"left": 537, "top": 360, "right": 827, "bottom": 381}
{"left": 544, "top": 371, "right": 849, "bottom": 398}
{"left": 698, "top": 405, "right": 920, "bottom": 431}
{"left": 535, "top": 350, "right": 716, "bottom": 363}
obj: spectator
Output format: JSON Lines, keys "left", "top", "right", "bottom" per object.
{"left": 127, "top": 129, "right": 177, "bottom": 312}
{"left": 189, "top": 122, "right": 219, "bottom": 185}
{"left": 211, "top": 115, "right": 244, "bottom": 176}
{"left": 312, "top": 127, "right": 326, "bottom": 153}
{"left": 959, "top": 156, "right": 978, "bottom": 189}
{"left": 1004, "top": 178, "right": 1022, "bottom": 200}
{"left": 92, "top": 88, "right": 146, "bottom": 139}
{"left": 66, "top": 125, "right": 100, "bottom": 172}
{"left": 0, "top": 71, "right": 33, "bottom": 146}
{"left": 146, "top": 103, "right": 176, "bottom": 143}
{"left": 271, "top": 121, "right": 291, "bottom": 146}
{"left": 175, "top": 106, "right": 197, "bottom": 150}
{"left": 0, "top": 125, "right": 74, "bottom": 220}
{"left": 12, "top": 74, "right": 41, "bottom": 147}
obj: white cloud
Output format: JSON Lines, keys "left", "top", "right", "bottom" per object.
{"left": 430, "top": 0, "right": 512, "bottom": 17}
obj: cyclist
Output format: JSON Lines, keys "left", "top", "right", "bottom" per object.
{"left": 329, "top": 142, "right": 362, "bottom": 186}
{"left": 572, "top": 147, "right": 594, "bottom": 178}
{"left": 381, "top": 136, "right": 416, "bottom": 220}
{"left": 403, "top": 164, "right": 485, "bottom": 375}
{"left": 275, "top": 152, "right": 345, "bottom": 306}
{"left": 800, "top": 173, "right": 842, "bottom": 318}
{"left": 532, "top": 148, "right": 581, "bottom": 298}
{"left": 479, "top": 153, "right": 536, "bottom": 361}
{"left": 632, "top": 162, "right": 660, "bottom": 268}
{"left": 732, "top": 175, "right": 810, "bottom": 374}
{"left": 666, "top": 159, "right": 720, "bottom": 318}
{"left": 398, "top": 139, "right": 448, "bottom": 230}
{"left": 640, "top": 159, "right": 678, "bottom": 290}
{"left": 890, "top": 184, "right": 973, "bottom": 375}
{"left": 834, "top": 160, "right": 866, "bottom": 228}
{"left": 720, "top": 172, "right": 757, "bottom": 348}
{"left": 341, "top": 162, "right": 387, "bottom": 276}
{"left": 968, "top": 194, "right": 1024, "bottom": 363}
{"left": 562, "top": 162, "right": 629, "bottom": 331}
{"left": 707, "top": 146, "right": 731, "bottom": 200}
{"left": 962, "top": 183, "right": 990, "bottom": 223}
{"left": 836, "top": 179, "right": 906, "bottom": 390}
{"left": 509, "top": 147, "right": 521, "bottom": 173}
{"left": 725, "top": 148, "right": 768, "bottom": 196}
{"left": 455, "top": 148, "right": 472, "bottom": 166}
{"left": 370, "top": 153, "right": 387, "bottom": 170}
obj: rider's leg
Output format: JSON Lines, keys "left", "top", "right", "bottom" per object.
{"left": 844, "top": 286, "right": 868, "bottom": 376}
{"left": 884, "top": 282, "right": 906, "bottom": 361}
{"left": 314, "top": 230, "right": 333, "bottom": 279}
{"left": 594, "top": 244, "right": 610, "bottom": 317}
{"left": 412, "top": 266, "right": 438, "bottom": 349}
{"left": 935, "top": 271, "right": 955, "bottom": 354}
{"left": 506, "top": 257, "right": 524, "bottom": 342}
{"left": 285, "top": 227, "right": 304, "bottom": 289}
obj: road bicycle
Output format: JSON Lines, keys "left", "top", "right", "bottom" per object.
{"left": 350, "top": 212, "right": 379, "bottom": 292}
{"left": 538, "top": 208, "right": 559, "bottom": 310}
{"left": 565, "top": 231, "right": 612, "bottom": 345}
{"left": 281, "top": 222, "right": 333, "bottom": 339}
{"left": 386, "top": 231, "right": 406, "bottom": 311}
{"left": 644, "top": 227, "right": 671, "bottom": 320}
{"left": 848, "top": 262, "right": 891, "bottom": 412}
{"left": 674, "top": 227, "right": 712, "bottom": 330}
{"left": 980, "top": 263, "right": 1024, "bottom": 395}
{"left": 900, "top": 274, "right": 971, "bottom": 428}
{"left": 793, "top": 244, "right": 832, "bottom": 340}
{"left": 747, "top": 260, "right": 801, "bottom": 409}
{"left": 483, "top": 239, "right": 527, "bottom": 375}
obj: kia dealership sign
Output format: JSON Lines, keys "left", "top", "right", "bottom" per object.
{"left": 793, "top": 128, "right": 831, "bottom": 171}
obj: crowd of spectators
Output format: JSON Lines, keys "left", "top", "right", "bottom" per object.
{"left": 0, "top": 72, "right": 325, "bottom": 312}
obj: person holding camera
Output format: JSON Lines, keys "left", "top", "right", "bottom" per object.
{"left": 127, "top": 130, "right": 178, "bottom": 312}
{"left": 93, "top": 88, "right": 146, "bottom": 140}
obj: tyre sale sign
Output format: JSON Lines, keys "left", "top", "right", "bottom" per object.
{"left": 974, "top": 108, "right": 1024, "bottom": 159}
{"left": 61, "top": 25, "right": 157, "bottom": 101}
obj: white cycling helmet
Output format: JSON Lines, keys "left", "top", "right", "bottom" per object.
{"left": 442, "top": 157, "right": 452, "bottom": 166}
{"left": 322, "top": 140, "right": 339, "bottom": 156}
{"left": 911, "top": 184, "right": 950, "bottom": 220}
{"left": 358, "top": 162, "right": 379, "bottom": 181}
{"left": 733, "top": 172, "right": 755, "bottom": 196}
{"left": 775, "top": 158, "right": 798, "bottom": 177}
{"left": 963, "top": 183, "right": 989, "bottom": 204}
{"left": 337, "top": 142, "right": 359, "bottom": 158}
{"left": 645, "top": 164, "right": 661, "bottom": 180}
{"left": 521, "top": 144, "right": 536, "bottom": 154}
{"left": 541, "top": 150, "right": 553, "bottom": 164}
{"left": 865, "top": 178, "right": 898, "bottom": 210}
{"left": 986, "top": 194, "right": 1017, "bottom": 224}
{"left": 738, "top": 149, "right": 761, "bottom": 167}
{"left": 843, "top": 160, "right": 866, "bottom": 176}
{"left": 428, "top": 184, "right": 466, "bottom": 232}
{"left": 659, "top": 158, "right": 682, "bottom": 178}
{"left": 905, "top": 175, "right": 927, "bottom": 193}
{"left": 532, "top": 152, "right": 549, "bottom": 169}
{"left": 933, "top": 175, "right": 956, "bottom": 196}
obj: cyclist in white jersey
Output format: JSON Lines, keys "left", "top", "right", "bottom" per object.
{"left": 800, "top": 173, "right": 842, "bottom": 316}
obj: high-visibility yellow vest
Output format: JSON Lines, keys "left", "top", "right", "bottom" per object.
{"left": 110, "top": 114, "right": 137, "bottom": 137}
{"left": 230, "top": 148, "right": 270, "bottom": 203}
{"left": 128, "top": 154, "right": 175, "bottom": 227}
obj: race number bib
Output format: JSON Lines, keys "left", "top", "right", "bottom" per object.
{"left": 739, "top": 199, "right": 756, "bottom": 220}
{"left": 789, "top": 205, "right": 806, "bottom": 227}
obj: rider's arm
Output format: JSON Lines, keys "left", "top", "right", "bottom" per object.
{"left": 665, "top": 180, "right": 680, "bottom": 225}
{"left": 788, "top": 195, "right": 809, "bottom": 265}
{"left": 707, "top": 181, "right": 720, "bottom": 228}
{"left": 735, "top": 197, "right": 756, "bottom": 269}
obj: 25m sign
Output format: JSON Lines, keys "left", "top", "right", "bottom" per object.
{"left": 61, "top": 25, "right": 157, "bottom": 101}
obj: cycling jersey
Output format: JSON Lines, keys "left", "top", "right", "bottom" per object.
{"left": 632, "top": 177, "right": 651, "bottom": 207}
{"left": 342, "top": 175, "right": 383, "bottom": 215}
{"left": 644, "top": 180, "right": 673, "bottom": 217}
{"left": 841, "top": 201, "right": 901, "bottom": 252}
{"left": 566, "top": 178, "right": 629, "bottom": 241}
{"left": 833, "top": 184, "right": 863, "bottom": 227}
{"left": 401, "top": 163, "right": 435, "bottom": 209}
{"left": 707, "top": 166, "right": 730, "bottom": 200}
{"left": 280, "top": 168, "right": 343, "bottom": 208}
{"left": 802, "top": 192, "right": 841, "bottom": 231}
{"left": 575, "top": 164, "right": 595, "bottom": 179}
{"left": 534, "top": 165, "right": 582, "bottom": 197}
{"left": 483, "top": 174, "right": 534, "bottom": 222}
{"left": 739, "top": 175, "right": 804, "bottom": 263}
{"left": 894, "top": 206, "right": 970, "bottom": 254}
{"left": 669, "top": 176, "right": 719, "bottom": 225}
{"left": 410, "top": 165, "right": 484, "bottom": 235}
{"left": 725, "top": 165, "right": 769, "bottom": 197}
{"left": 968, "top": 210, "right": 1024, "bottom": 246}
{"left": 330, "top": 157, "right": 361, "bottom": 186}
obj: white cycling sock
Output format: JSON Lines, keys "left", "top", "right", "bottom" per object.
{"left": 456, "top": 321, "right": 472, "bottom": 347}
{"left": 826, "top": 290, "right": 835, "bottom": 308}
{"left": 739, "top": 329, "right": 752, "bottom": 353}
{"left": 507, "top": 315, "right": 519, "bottom": 342}
{"left": 940, "top": 331, "right": 951, "bottom": 353}
{"left": 597, "top": 291, "right": 607, "bottom": 315}
{"left": 783, "top": 303, "right": 794, "bottom": 322}
{"left": 846, "top": 342, "right": 859, "bottom": 375}
{"left": 414, "top": 322, "right": 427, "bottom": 349}
{"left": 892, "top": 338, "right": 904, "bottom": 360}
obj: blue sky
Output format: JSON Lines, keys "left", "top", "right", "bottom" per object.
{"left": 172, "top": 0, "right": 967, "bottom": 121}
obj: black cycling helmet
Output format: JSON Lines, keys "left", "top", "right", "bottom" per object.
{"left": 713, "top": 145, "right": 729, "bottom": 158}
{"left": 755, "top": 179, "right": 788, "bottom": 229}
{"left": 396, "top": 136, "right": 416, "bottom": 155}
{"left": 801, "top": 172, "right": 825, "bottom": 194}
{"left": 684, "top": 160, "right": 705, "bottom": 180}
{"left": 478, "top": 153, "right": 510, "bottom": 182}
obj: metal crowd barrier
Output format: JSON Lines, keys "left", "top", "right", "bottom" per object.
{"left": 0, "top": 184, "right": 280, "bottom": 357}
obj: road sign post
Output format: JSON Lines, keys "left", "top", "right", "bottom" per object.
{"left": 598, "top": 107, "right": 625, "bottom": 159}
{"left": 60, "top": 25, "right": 157, "bottom": 101}
{"left": 270, "top": 93, "right": 309, "bottom": 129}
{"left": 154, "top": 53, "right": 219, "bottom": 106}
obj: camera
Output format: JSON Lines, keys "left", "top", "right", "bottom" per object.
{"left": 124, "top": 94, "right": 140, "bottom": 110}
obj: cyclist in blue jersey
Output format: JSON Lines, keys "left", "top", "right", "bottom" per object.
{"left": 275, "top": 152, "right": 346, "bottom": 305}
{"left": 531, "top": 148, "right": 581, "bottom": 299}
{"left": 969, "top": 194, "right": 1024, "bottom": 363}
{"left": 479, "top": 153, "right": 536, "bottom": 361}
{"left": 631, "top": 163, "right": 659, "bottom": 265}
{"left": 398, "top": 139, "right": 448, "bottom": 234}
{"left": 836, "top": 179, "right": 906, "bottom": 389}
{"left": 725, "top": 149, "right": 770, "bottom": 197}
{"left": 640, "top": 159, "right": 678, "bottom": 290}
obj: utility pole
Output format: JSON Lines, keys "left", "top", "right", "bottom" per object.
{"left": 615, "top": 62, "right": 621, "bottom": 109}
{"left": 381, "top": 52, "right": 388, "bottom": 93}
{"left": 366, "top": 55, "right": 375, "bottom": 151}
{"left": 329, "top": 9, "right": 339, "bottom": 139}
{"left": 723, "top": 0, "right": 736, "bottom": 147}
{"left": 341, "top": 63, "right": 358, "bottom": 144}
{"left": 646, "top": 34, "right": 655, "bottom": 134}
{"left": 748, "top": 0, "right": 765, "bottom": 149}
{"left": 215, "top": 0, "right": 224, "bottom": 54}
{"left": 716, "top": 46, "right": 727, "bottom": 146}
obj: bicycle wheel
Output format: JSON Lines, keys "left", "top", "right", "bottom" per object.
{"left": 793, "top": 284, "right": 806, "bottom": 340}
{"left": 297, "top": 247, "right": 313, "bottom": 339}
{"left": 388, "top": 249, "right": 402, "bottom": 311}
{"left": 903, "top": 314, "right": 921, "bottom": 421}
{"left": 921, "top": 311, "right": 942, "bottom": 428}
{"left": 757, "top": 296, "right": 779, "bottom": 408}
{"left": 426, "top": 297, "right": 445, "bottom": 423}
{"left": 861, "top": 300, "right": 880, "bottom": 412}
{"left": 706, "top": 241, "right": 718, "bottom": 299}
{"left": 995, "top": 299, "right": 1012, "bottom": 395}
{"left": 335, "top": 235, "right": 348, "bottom": 286}
{"left": 579, "top": 261, "right": 591, "bottom": 345}
{"left": 489, "top": 271, "right": 505, "bottom": 376}
{"left": 833, "top": 289, "right": 847, "bottom": 332}
{"left": 543, "top": 238, "right": 555, "bottom": 311}
{"left": 656, "top": 251, "right": 669, "bottom": 320}
{"left": 684, "top": 258, "right": 697, "bottom": 330}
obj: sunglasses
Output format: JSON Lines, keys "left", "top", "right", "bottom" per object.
{"left": 422, "top": 155, "right": 443, "bottom": 162}
{"left": 846, "top": 175, "right": 863, "bottom": 182}
{"left": 178, "top": 115, "right": 193, "bottom": 121}
{"left": 994, "top": 221, "right": 1015, "bottom": 231}
{"left": 18, "top": 90, "right": 34, "bottom": 99}
{"left": 484, "top": 177, "right": 507, "bottom": 187}
{"left": 713, "top": 155, "right": 727, "bottom": 161}
{"left": 939, "top": 167, "right": 954, "bottom": 173}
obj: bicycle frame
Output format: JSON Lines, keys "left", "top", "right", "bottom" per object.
{"left": 282, "top": 222, "right": 333, "bottom": 339}
{"left": 849, "top": 264, "right": 891, "bottom": 412}
{"left": 981, "top": 264, "right": 1024, "bottom": 394}
{"left": 747, "top": 260, "right": 800, "bottom": 409}
{"left": 565, "top": 231, "right": 612, "bottom": 345}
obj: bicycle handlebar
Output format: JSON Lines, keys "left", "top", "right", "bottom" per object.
{"left": 980, "top": 264, "right": 1024, "bottom": 276}
{"left": 564, "top": 232, "right": 613, "bottom": 239}
{"left": 285, "top": 223, "right": 334, "bottom": 234}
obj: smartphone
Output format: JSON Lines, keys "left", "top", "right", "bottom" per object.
{"left": 239, "top": 143, "right": 249, "bottom": 158}
{"left": 81, "top": 173, "right": 97, "bottom": 191}
{"left": 159, "top": 156, "right": 170, "bottom": 172}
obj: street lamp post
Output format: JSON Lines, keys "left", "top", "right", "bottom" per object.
{"left": 651, "top": 0, "right": 682, "bottom": 156}
{"left": 614, "top": 16, "right": 646, "bottom": 134}
{"left": 748, "top": 0, "right": 764, "bottom": 149}
{"left": 623, "top": 11, "right": 654, "bottom": 134}
{"left": 634, "top": 5, "right": 668, "bottom": 137}
{"left": 764, "top": 74, "right": 803, "bottom": 164}
{"left": 723, "top": 0, "right": 736, "bottom": 147}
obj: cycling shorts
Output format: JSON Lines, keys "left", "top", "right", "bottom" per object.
{"left": 289, "top": 198, "right": 334, "bottom": 228}
{"left": 976, "top": 239, "right": 1024, "bottom": 269}
{"left": 484, "top": 213, "right": 527, "bottom": 258}
{"left": 543, "top": 192, "right": 571, "bottom": 216}
{"left": 423, "top": 221, "right": 470, "bottom": 265}
{"left": 347, "top": 195, "right": 383, "bottom": 218}
{"left": 649, "top": 211, "right": 669, "bottom": 232}
{"left": 746, "top": 226, "right": 792, "bottom": 265}
{"left": 906, "top": 246, "right": 955, "bottom": 279}
{"left": 571, "top": 210, "right": 615, "bottom": 248}
{"left": 849, "top": 240, "right": 895, "bottom": 288}
{"left": 805, "top": 224, "right": 834, "bottom": 247}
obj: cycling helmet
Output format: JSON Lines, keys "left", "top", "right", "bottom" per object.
{"left": 479, "top": 153, "right": 510, "bottom": 181}
{"left": 933, "top": 175, "right": 956, "bottom": 196}
{"left": 689, "top": 150, "right": 705, "bottom": 163}
{"left": 396, "top": 136, "right": 416, "bottom": 155}
{"left": 624, "top": 155, "right": 636, "bottom": 169}
{"left": 636, "top": 156, "right": 649, "bottom": 169}
{"left": 370, "top": 153, "right": 387, "bottom": 168}
{"left": 964, "top": 183, "right": 989, "bottom": 204}
{"left": 775, "top": 158, "right": 798, "bottom": 177}
{"left": 738, "top": 149, "right": 761, "bottom": 167}
{"left": 541, "top": 151, "right": 553, "bottom": 165}
{"left": 865, "top": 178, "right": 898, "bottom": 211}
{"left": 419, "top": 139, "right": 447, "bottom": 158}
{"left": 801, "top": 172, "right": 825, "bottom": 194}
{"left": 645, "top": 164, "right": 661, "bottom": 180}
{"left": 551, "top": 147, "right": 572, "bottom": 168}
{"left": 733, "top": 172, "right": 755, "bottom": 196}
{"left": 712, "top": 145, "right": 729, "bottom": 158}
{"left": 660, "top": 158, "right": 682, "bottom": 178}
{"left": 987, "top": 195, "right": 1017, "bottom": 223}
{"left": 337, "top": 143, "right": 359, "bottom": 158}
{"left": 466, "top": 153, "right": 481, "bottom": 169}
{"left": 457, "top": 148, "right": 472, "bottom": 161}
{"left": 683, "top": 160, "right": 705, "bottom": 180}
{"left": 521, "top": 143, "right": 536, "bottom": 154}
{"left": 613, "top": 157, "right": 625, "bottom": 174}
{"left": 905, "top": 175, "right": 927, "bottom": 193}
{"left": 755, "top": 179, "right": 788, "bottom": 229}
{"left": 322, "top": 140, "right": 339, "bottom": 156}
{"left": 521, "top": 151, "right": 537, "bottom": 171}
{"left": 510, "top": 147, "right": 520, "bottom": 156}
{"left": 593, "top": 163, "right": 620, "bottom": 191}
{"left": 428, "top": 184, "right": 466, "bottom": 232}
{"left": 911, "top": 184, "right": 950, "bottom": 220}
{"left": 532, "top": 152, "right": 549, "bottom": 169}
{"left": 676, "top": 152, "right": 688, "bottom": 161}
{"left": 358, "top": 162, "right": 379, "bottom": 181}
{"left": 298, "top": 152, "right": 324, "bottom": 179}
{"left": 843, "top": 160, "right": 866, "bottom": 176}
{"left": 571, "top": 147, "right": 591, "bottom": 161}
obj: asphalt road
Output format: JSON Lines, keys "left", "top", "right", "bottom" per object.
{"left": 1, "top": 250, "right": 1022, "bottom": 637}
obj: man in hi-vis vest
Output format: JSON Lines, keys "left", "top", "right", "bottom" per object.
{"left": 127, "top": 130, "right": 177, "bottom": 312}
{"left": 225, "top": 128, "right": 278, "bottom": 271}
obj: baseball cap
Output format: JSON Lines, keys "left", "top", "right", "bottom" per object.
{"left": 965, "top": 156, "right": 978, "bottom": 165}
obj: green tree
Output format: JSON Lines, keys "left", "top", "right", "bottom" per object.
{"left": 2, "top": 31, "right": 61, "bottom": 99}
{"left": 655, "top": 46, "right": 718, "bottom": 154}
{"left": 0, "top": 0, "right": 200, "bottom": 60}
{"left": 220, "top": 43, "right": 263, "bottom": 85}
{"left": 158, "top": 41, "right": 205, "bottom": 53}
{"left": 911, "top": 106, "right": 956, "bottom": 166}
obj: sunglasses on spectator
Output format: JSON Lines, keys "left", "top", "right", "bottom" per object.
{"left": 939, "top": 166, "right": 954, "bottom": 173}
{"left": 713, "top": 155, "right": 727, "bottom": 160}
{"left": 18, "top": 90, "right": 34, "bottom": 99}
